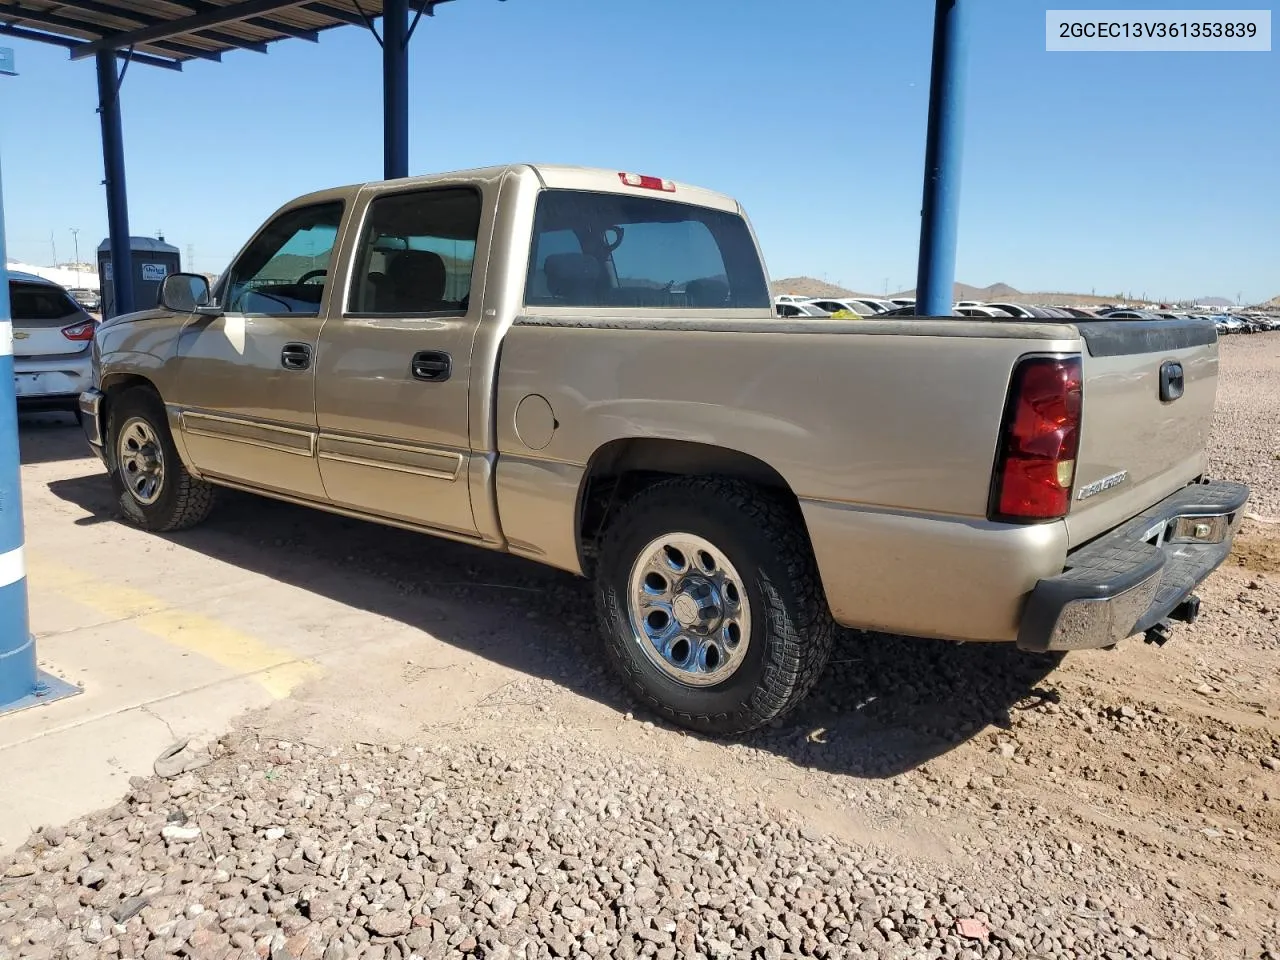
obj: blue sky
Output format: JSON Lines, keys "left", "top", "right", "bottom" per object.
{"left": 0, "top": 0, "right": 1276, "bottom": 301}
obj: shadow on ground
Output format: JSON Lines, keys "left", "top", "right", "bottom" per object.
{"left": 47, "top": 472, "right": 1063, "bottom": 779}
{"left": 17, "top": 412, "right": 87, "bottom": 465}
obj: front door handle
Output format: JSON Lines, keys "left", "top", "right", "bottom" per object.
{"left": 411, "top": 350, "right": 451, "bottom": 382}
{"left": 281, "top": 343, "right": 312, "bottom": 371}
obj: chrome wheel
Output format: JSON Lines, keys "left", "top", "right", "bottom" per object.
{"left": 117, "top": 416, "right": 165, "bottom": 506}
{"left": 626, "top": 533, "right": 751, "bottom": 687}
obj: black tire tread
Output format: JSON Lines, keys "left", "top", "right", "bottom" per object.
{"left": 158, "top": 460, "right": 218, "bottom": 532}
{"left": 108, "top": 387, "right": 217, "bottom": 532}
{"left": 596, "top": 476, "right": 835, "bottom": 736}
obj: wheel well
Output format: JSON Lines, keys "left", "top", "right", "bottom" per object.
{"left": 99, "top": 375, "right": 160, "bottom": 464}
{"left": 576, "top": 438, "right": 801, "bottom": 573}
{"left": 101, "top": 373, "right": 158, "bottom": 398}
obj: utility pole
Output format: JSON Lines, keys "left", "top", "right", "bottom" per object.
{"left": 70, "top": 228, "right": 80, "bottom": 285}
{"left": 48, "top": 230, "right": 56, "bottom": 267}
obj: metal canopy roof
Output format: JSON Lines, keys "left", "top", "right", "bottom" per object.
{"left": 0, "top": 0, "right": 454, "bottom": 69}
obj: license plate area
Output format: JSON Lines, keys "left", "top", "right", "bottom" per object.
{"left": 14, "top": 373, "right": 49, "bottom": 396}
{"left": 1143, "top": 513, "right": 1233, "bottom": 547}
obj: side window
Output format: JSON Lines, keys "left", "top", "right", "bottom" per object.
{"left": 224, "top": 201, "right": 344, "bottom": 315}
{"left": 523, "top": 189, "right": 771, "bottom": 310}
{"left": 348, "top": 187, "right": 482, "bottom": 315}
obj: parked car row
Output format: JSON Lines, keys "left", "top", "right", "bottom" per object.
{"left": 773, "top": 294, "right": 1280, "bottom": 333}
{"left": 67, "top": 287, "right": 102, "bottom": 313}
{"left": 1206, "top": 313, "right": 1279, "bottom": 334}
{"left": 1097, "top": 307, "right": 1279, "bottom": 333}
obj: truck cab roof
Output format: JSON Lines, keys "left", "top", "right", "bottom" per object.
{"left": 286, "top": 164, "right": 745, "bottom": 216}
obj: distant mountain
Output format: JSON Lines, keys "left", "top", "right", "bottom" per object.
{"left": 770, "top": 277, "right": 864, "bottom": 299}
{"left": 773, "top": 277, "right": 1042, "bottom": 303}
{"left": 888, "top": 282, "right": 1023, "bottom": 301}
{"left": 981, "top": 282, "right": 1022, "bottom": 300}
{"left": 775, "top": 276, "right": 1263, "bottom": 309}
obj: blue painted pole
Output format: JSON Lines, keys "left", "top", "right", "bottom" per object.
{"left": 0, "top": 148, "right": 36, "bottom": 708}
{"left": 96, "top": 50, "right": 134, "bottom": 319}
{"left": 915, "top": 0, "right": 969, "bottom": 317}
{"left": 383, "top": 0, "right": 409, "bottom": 180}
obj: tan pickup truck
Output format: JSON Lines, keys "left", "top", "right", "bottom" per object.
{"left": 79, "top": 164, "right": 1250, "bottom": 735}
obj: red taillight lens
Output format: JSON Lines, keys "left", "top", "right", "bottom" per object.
{"left": 991, "top": 355, "right": 1083, "bottom": 521}
{"left": 61, "top": 320, "right": 95, "bottom": 342}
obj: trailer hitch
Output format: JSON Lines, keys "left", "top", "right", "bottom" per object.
{"left": 1170, "top": 594, "right": 1201, "bottom": 624}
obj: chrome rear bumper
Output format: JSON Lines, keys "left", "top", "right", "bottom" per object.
{"left": 1017, "top": 479, "right": 1250, "bottom": 652}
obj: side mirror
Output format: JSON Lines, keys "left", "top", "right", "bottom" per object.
{"left": 159, "top": 273, "right": 212, "bottom": 313}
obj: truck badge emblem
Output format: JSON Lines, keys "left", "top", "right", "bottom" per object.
{"left": 1076, "top": 471, "right": 1128, "bottom": 501}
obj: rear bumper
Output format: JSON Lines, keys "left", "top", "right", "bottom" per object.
{"left": 1017, "top": 479, "right": 1250, "bottom": 652}
{"left": 13, "top": 352, "right": 92, "bottom": 404}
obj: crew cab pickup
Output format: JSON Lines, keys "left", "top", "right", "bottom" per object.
{"left": 79, "top": 164, "right": 1249, "bottom": 735}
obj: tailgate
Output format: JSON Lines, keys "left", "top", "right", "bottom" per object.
{"left": 1066, "top": 318, "right": 1218, "bottom": 547}
{"left": 10, "top": 281, "right": 90, "bottom": 357}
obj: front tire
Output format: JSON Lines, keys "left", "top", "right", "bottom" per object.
{"left": 595, "top": 477, "right": 835, "bottom": 736}
{"left": 107, "top": 388, "right": 217, "bottom": 532}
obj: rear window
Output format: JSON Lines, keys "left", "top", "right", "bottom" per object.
{"left": 524, "top": 189, "right": 770, "bottom": 310}
{"left": 10, "top": 282, "right": 79, "bottom": 321}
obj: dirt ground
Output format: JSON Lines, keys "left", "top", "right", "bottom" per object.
{"left": 1, "top": 335, "right": 1278, "bottom": 959}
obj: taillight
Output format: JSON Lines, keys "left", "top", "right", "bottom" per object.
{"left": 61, "top": 320, "right": 96, "bottom": 342}
{"left": 990, "top": 355, "right": 1083, "bottom": 522}
{"left": 618, "top": 171, "right": 676, "bottom": 192}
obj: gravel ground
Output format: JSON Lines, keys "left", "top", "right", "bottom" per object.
{"left": 1207, "top": 335, "right": 1280, "bottom": 519}
{"left": 3, "top": 335, "right": 1279, "bottom": 960}
{"left": 4, "top": 729, "right": 1274, "bottom": 960}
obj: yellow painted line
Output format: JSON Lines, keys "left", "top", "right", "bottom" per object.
{"left": 25, "top": 554, "right": 323, "bottom": 698}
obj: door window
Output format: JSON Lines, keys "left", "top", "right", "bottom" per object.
{"left": 223, "top": 201, "right": 344, "bottom": 315}
{"left": 348, "top": 187, "right": 482, "bottom": 315}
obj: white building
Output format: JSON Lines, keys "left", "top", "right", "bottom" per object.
{"left": 5, "top": 261, "right": 100, "bottom": 291}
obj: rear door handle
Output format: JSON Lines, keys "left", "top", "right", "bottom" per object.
{"left": 411, "top": 350, "right": 451, "bottom": 382}
{"left": 1159, "top": 360, "right": 1184, "bottom": 402}
{"left": 281, "top": 343, "right": 312, "bottom": 371}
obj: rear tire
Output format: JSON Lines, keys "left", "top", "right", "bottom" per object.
{"left": 107, "top": 387, "right": 217, "bottom": 531}
{"left": 594, "top": 476, "right": 834, "bottom": 736}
